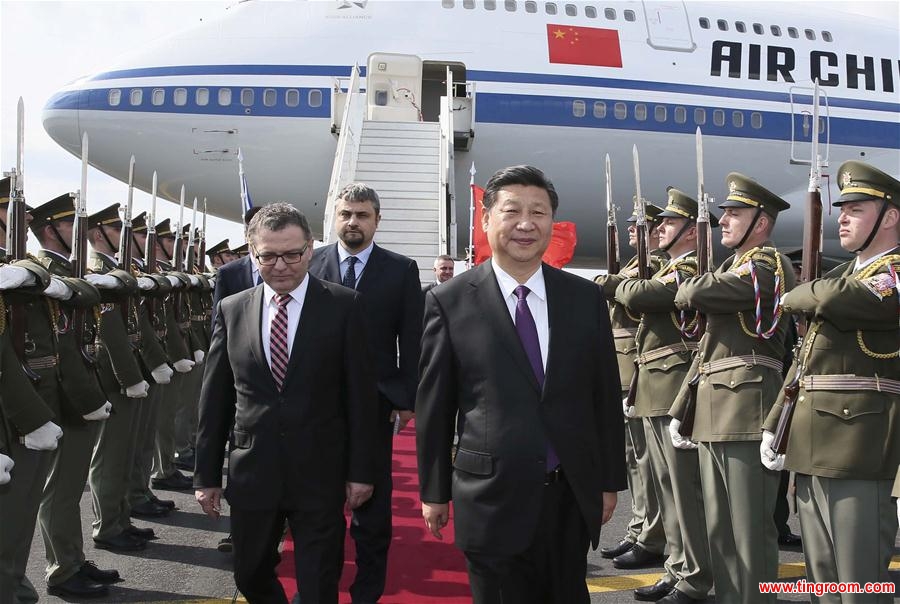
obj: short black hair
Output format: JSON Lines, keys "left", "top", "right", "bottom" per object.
{"left": 337, "top": 183, "right": 381, "bottom": 215}
{"left": 482, "top": 165, "right": 559, "bottom": 215}
{"left": 246, "top": 202, "right": 312, "bottom": 242}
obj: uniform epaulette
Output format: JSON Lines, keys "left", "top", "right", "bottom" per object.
{"left": 749, "top": 247, "right": 780, "bottom": 271}
{"left": 674, "top": 256, "right": 698, "bottom": 277}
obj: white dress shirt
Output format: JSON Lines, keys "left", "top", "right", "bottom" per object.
{"left": 261, "top": 275, "right": 309, "bottom": 368}
{"left": 337, "top": 241, "right": 374, "bottom": 287}
{"left": 491, "top": 259, "right": 549, "bottom": 370}
{"left": 853, "top": 246, "right": 895, "bottom": 273}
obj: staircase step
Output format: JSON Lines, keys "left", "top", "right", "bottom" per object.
{"left": 355, "top": 162, "right": 439, "bottom": 174}
{"left": 355, "top": 171, "right": 437, "bottom": 183}
{"left": 358, "top": 153, "right": 439, "bottom": 166}
{"left": 363, "top": 121, "right": 441, "bottom": 132}
{"left": 360, "top": 137, "right": 439, "bottom": 148}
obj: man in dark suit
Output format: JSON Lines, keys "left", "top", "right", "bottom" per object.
{"left": 194, "top": 203, "right": 380, "bottom": 604}
{"left": 309, "top": 183, "right": 423, "bottom": 604}
{"left": 417, "top": 165, "right": 626, "bottom": 604}
{"left": 211, "top": 206, "right": 263, "bottom": 327}
{"left": 422, "top": 254, "right": 455, "bottom": 293}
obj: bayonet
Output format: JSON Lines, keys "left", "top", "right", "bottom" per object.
{"left": 605, "top": 154, "right": 619, "bottom": 275}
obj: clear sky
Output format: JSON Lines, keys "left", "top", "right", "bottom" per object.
{"left": 2, "top": 0, "right": 898, "bottom": 253}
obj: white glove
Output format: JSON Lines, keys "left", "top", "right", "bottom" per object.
{"left": 669, "top": 418, "right": 698, "bottom": 450}
{"left": 760, "top": 430, "right": 785, "bottom": 471}
{"left": 43, "top": 276, "right": 74, "bottom": 300}
{"left": 151, "top": 363, "right": 174, "bottom": 384}
{"left": 0, "top": 453, "right": 14, "bottom": 485}
{"left": 137, "top": 276, "right": 156, "bottom": 291}
{"left": 622, "top": 396, "right": 636, "bottom": 419}
{"left": 0, "top": 265, "right": 37, "bottom": 289}
{"left": 193, "top": 349, "right": 205, "bottom": 364}
{"left": 23, "top": 421, "right": 63, "bottom": 451}
{"left": 166, "top": 275, "right": 182, "bottom": 288}
{"left": 84, "top": 273, "right": 120, "bottom": 289}
{"left": 125, "top": 380, "right": 150, "bottom": 399}
{"left": 188, "top": 275, "right": 200, "bottom": 286}
{"left": 172, "top": 358, "right": 195, "bottom": 373}
{"left": 82, "top": 401, "right": 112, "bottom": 421}
{"left": 208, "top": 277, "right": 216, "bottom": 289}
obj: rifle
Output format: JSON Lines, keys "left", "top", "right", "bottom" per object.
{"left": 197, "top": 197, "right": 208, "bottom": 273}
{"left": 72, "top": 133, "right": 96, "bottom": 365}
{"left": 680, "top": 127, "right": 714, "bottom": 437}
{"left": 118, "top": 156, "right": 137, "bottom": 348}
{"left": 186, "top": 197, "right": 198, "bottom": 274}
{"left": 774, "top": 81, "right": 824, "bottom": 454}
{"left": 146, "top": 171, "right": 160, "bottom": 330}
{"left": 4, "top": 97, "right": 39, "bottom": 381}
{"left": 624, "top": 145, "right": 650, "bottom": 410}
{"left": 173, "top": 186, "right": 188, "bottom": 326}
{"left": 605, "top": 154, "right": 620, "bottom": 275}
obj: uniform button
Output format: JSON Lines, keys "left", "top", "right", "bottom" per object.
{"left": 730, "top": 380, "right": 735, "bottom": 386}
{"left": 798, "top": 396, "right": 805, "bottom": 402}
{"left": 842, "top": 409, "right": 850, "bottom": 416}
{"left": 700, "top": 379, "right": 706, "bottom": 385}
{"left": 662, "top": 364, "right": 668, "bottom": 369}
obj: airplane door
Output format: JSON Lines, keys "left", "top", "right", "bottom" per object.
{"left": 642, "top": 1, "right": 696, "bottom": 51}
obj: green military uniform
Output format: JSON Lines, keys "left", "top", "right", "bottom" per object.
{"left": 763, "top": 161, "right": 900, "bottom": 602}
{"left": 671, "top": 175, "right": 796, "bottom": 603}
{"left": 205, "top": 238, "right": 231, "bottom": 267}
{"left": 594, "top": 204, "right": 667, "bottom": 559}
{"left": 84, "top": 204, "right": 149, "bottom": 546}
{"left": 615, "top": 190, "right": 714, "bottom": 601}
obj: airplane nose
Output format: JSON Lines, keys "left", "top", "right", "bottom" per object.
{"left": 42, "top": 89, "right": 84, "bottom": 157}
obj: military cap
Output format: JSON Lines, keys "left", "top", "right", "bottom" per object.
{"left": 88, "top": 203, "right": 122, "bottom": 229}
{"left": 29, "top": 193, "right": 76, "bottom": 226}
{"left": 835, "top": 160, "right": 900, "bottom": 207}
{"left": 181, "top": 223, "right": 191, "bottom": 237}
{"left": 232, "top": 242, "right": 249, "bottom": 257}
{"left": 131, "top": 211, "right": 148, "bottom": 233}
{"left": 659, "top": 188, "right": 720, "bottom": 227}
{"left": 719, "top": 173, "right": 790, "bottom": 218}
{"left": 155, "top": 219, "right": 175, "bottom": 238}
{"left": 206, "top": 239, "right": 231, "bottom": 258}
{"left": 626, "top": 202, "right": 664, "bottom": 224}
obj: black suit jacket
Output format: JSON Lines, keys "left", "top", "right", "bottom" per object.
{"left": 309, "top": 243, "right": 423, "bottom": 412}
{"left": 194, "top": 276, "right": 380, "bottom": 511}
{"left": 416, "top": 262, "right": 626, "bottom": 555}
{"left": 210, "top": 255, "right": 254, "bottom": 327}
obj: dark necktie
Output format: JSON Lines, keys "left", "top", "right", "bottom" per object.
{"left": 270, "top": 293, "right": 291, "bottom": 391}
{"left": 342, "top": 256, "right": 358, "bottom": 289}
{"left": 514, "top": 285, "right": 559, "bottom": 470}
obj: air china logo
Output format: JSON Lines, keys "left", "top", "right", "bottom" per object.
{"left": 328, "top": 0, "right": 371, "bottom": 19}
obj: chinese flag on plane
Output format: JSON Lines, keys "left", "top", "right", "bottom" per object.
{"left": 546, "top": 24, "right": 622, "bottom": 68}
{"left": 471, "top": 185, "right": 578, "bottom": 268}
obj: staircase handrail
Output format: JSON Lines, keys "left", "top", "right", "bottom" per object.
{"left": 323, "top": 64, "right": 363, "bottom": 244}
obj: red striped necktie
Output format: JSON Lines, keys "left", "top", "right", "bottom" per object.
{"left": 270, "top": 293, "right": 292, "bottom": 390}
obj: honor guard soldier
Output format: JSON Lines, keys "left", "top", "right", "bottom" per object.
{"left": 84, "top": 203, "right": 154, "bottom": 552}
{"left": 206, "top": 239, "right": 235, "bottom": 269}
{"left": 28, "top": 193, "right": 128, "bottom": 597}
{"left": 763, "top": 161, "right": 900, "bottom": 602}
{"left": 615, "top": 189, "right": 716, "bottom": 604}
{"left": 670, "top": 174, "right": 796, "bottom": 603}
{"left": 231, "top": 242, "right": 250, "bottom": 258}
{"left": 594, "top": 203, "right": 667, "bottom": 566}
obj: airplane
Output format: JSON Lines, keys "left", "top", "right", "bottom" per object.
{"left": 40, "top": 0, "right": 899, "bottom": 266}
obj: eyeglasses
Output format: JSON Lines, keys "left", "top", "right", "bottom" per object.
{"left": 252, "top": 242, "right": 309, "bottom": 266}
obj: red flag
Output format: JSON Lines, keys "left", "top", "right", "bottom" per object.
{"left": 547, "top": 24, "right": 622, "bottom": 68}
{"left": 472, "top": 185, "right": 578, "bottom": 268}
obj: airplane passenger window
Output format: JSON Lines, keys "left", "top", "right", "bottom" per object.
{"left": 152, "top": 89, "right": 165, "bottom": 106}
{"left": 694, "top": 108, "right": 706, "bottom": 125}
{"left": 585, "top": 6, "right": 596, "bottom": 18}
{"left": 624, "top": 10, "right": 635, "bottom": 21}
{"left": 713, "top": 109, "right": 725, "bottom": 126}
{"left": 286, "top": 89, "right": 300, "bottom": 107}
{"left": 545, "top": 2, "right": 557, "bottom": 15}
{"left": 525, "top": 1, "right": 536, "bottom": 12}
{"left": 822, "top": 31, "right": 832, "bottom": 42}
{"left": 485, "top": 0, "right": 496, "bottom": 10}
{"left": 674, "top": 106, "right": 686, "bottom": 124}
{"left": 717, "top": 19, "right": 728, "bottom": 31}
{"left": 130, "top": 89, "right": 143, "bottom": 106}
{"left": 108, "top": 89, "right": 121, "bottom": 107}
{"left": 174, "top": 88, "right": 187, "bottom": 106}
{"left": 605, "top": 8, "right": 616, "bottom": 19}
{"left": 751, "top": 112, "right": 762, "bottom": 129}
{"left": 787, "top": 27, "right": 798, "bottom": 38}
{"left": 699, "top": 17, "right": 710, "bottom": 29}
{"left": 804, "top": 29, "right": 815, "bottom": 40}
{"left": 635, "top": 104, "right": 647, "bottom": 121}
{"left": 442, "top": 0, "right": 454, "bottom": 8}
{"left": 572, "top": 100, "right": 586, "bottom": 118}
{"left": 771, "top": 25, "right": 782, "bottom": 36}
{"left": 593, "top": 101, "right": 606, "bottom": 118}
{"left": 464, "top": 0, "right": 475, "bottom": 7}
{"left": 614, "top": 102, "right": 627, "bottom": 120}
{"left": 196, "top": 88, "right": 209, "bottom": 106}
{"left": 218, "top": 88, "right": 232, "bottom": 106}
{"left": 654, "top": 105, "right": 667, "bottom": 122}
{"left": 753, "top": 23, "right": 763, "bottom": 34}
{"left": 505, "top": 0, "right": 516, "bottom": 11}
{"left": 241, "top": 88, "right": 254, "bottom": 107}
{"left": 565, "top": 4, "right": 576, "bottom": 16}
{"left": 263, "top": 89, "right": 277, "bottom": 107}
{"left": 308, "top": 89, "right": 323, "bottom": 108}
{"left": 732, "top": 111, "right": 744, "bottom": 128}
{"left": 735, "top": 21, "right": 746, "bottom": 33}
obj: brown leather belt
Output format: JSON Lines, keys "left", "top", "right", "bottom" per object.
{"left": 700, "top": 354, "right": 783, "bottom": 376}
{"left": 637, "top": 342, "right": 698, "bottom": 365}
{"left": 802, "top": 374, "right": 900, "bottom": 395}
{"left": 27, "top": 355, "right": 58, "bottom": 370}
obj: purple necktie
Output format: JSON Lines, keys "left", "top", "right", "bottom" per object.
{"left": 514, "top": 285, "right": 559, "bottom": 470}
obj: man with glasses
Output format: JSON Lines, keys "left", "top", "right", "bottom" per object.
{"left": 194, "top": 203, "right": 379, "bottom": 604}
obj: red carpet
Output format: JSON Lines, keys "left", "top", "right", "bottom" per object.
{"left": 276, "top": 420, "right": 471, "bottom": 603}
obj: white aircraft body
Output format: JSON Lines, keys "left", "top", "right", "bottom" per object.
{"left": 42, "top": 0, "right": 900, "bottom": 262}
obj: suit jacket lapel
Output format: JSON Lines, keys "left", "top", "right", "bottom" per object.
{"left": 541, "top": 266, "right": 566, "bottom": 401}
{"left": 473, "top": 263, "right": 541, "bottom": 394}
{"left": 243, "top": 256, "right": 254, "bottom": 289}
{"left": 244, "top": 286, "right": 270, "bottom": 383}
{"left": 356, "top": 244, "right": 383, "bottom": 292}
{"left": 282, "top": 276, "right": 322, "bottom": 388}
